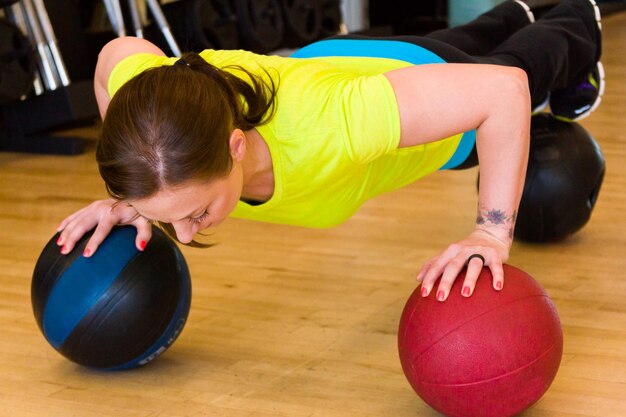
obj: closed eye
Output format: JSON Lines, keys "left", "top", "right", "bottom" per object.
{"left": 188, "top": 210, "right": 209, "bottom": 224}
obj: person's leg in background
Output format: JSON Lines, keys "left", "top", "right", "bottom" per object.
{"left": 429, "top": 0, "right": 603, "bottom": 168}
{"left": 392, "top": 1, "right": 559, "bottom": 115}
{"left": 485, "top": 0, "right": 603, "bottom": 121}
{"left": 330, "top": 0, "right": 602, "bottom": 121}
{"left": 423, "top": 1, "right": 551, "bottom": 115}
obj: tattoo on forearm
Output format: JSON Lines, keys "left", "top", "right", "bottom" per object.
{"left": 476, "top": 208, "right": 518, "bottom": 239}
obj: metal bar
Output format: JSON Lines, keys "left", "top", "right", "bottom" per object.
{"left": 102, "top": 0, "right": 127, "bottom": 37}
{"left": 32, "top": 0, "right": 71, "bottom": 87}
{"left": 101, "top": 0, "right": 117, "bottom": 33}
{"left": 7, "top": 3, "right": 45, "bottom": 95}
{"left": 340, "top": 0, "right": 368, "bottom": 32}
{"left": 145, "top": 0, "right": 181, "bottom": 56}
{"left": 19, "top": 0, "right": 59, "bottom": 90}
{"left": 127, "top": 0, "right": 144, "bottom": 38}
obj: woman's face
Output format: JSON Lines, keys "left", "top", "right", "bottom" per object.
{"left": 130, "top": 164, "right": 244, "bottom": 243}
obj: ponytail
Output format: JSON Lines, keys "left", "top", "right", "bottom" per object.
{"left": 176, "top": 52, "right": 278, "bottom": 130}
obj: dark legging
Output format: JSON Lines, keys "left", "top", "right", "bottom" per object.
{"left": 330, "top": 0, "right": 601, "bottom": 168}
{"left": 336, "top": 0, "right": 600, "bottom": 110}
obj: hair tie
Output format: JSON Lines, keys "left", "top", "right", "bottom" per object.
{"left": 175, "top": 58, "right": 190, "bottom": 67}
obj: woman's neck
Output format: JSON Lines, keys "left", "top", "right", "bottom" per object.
{"left": 240, "top": 128, "right": 275, "bottom": 203}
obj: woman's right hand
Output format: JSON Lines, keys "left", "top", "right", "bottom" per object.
{"left": 55, "top": 198, "right": 153, "bottom": 257}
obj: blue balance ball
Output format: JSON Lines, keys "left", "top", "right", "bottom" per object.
{"left": 32, "top": 225, "right": 191, "bottom": 370}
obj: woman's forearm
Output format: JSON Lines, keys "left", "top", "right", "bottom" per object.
{"left": 474, "top": 69, "right": 530, "bottom": 246}
{"left": 386, "top": 62, "right": 531, "bottom": 300}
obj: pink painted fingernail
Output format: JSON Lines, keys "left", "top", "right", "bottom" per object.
{"left": 437, "top": 290, "right": 445, "bottom": 302}
{"left": 139, "top": 240, "right": 147, "bottom": 251}
{"left": 56, "top": 236, "right": 63, "bottom": 245}
{"left": 463, "top": 286, "right": 471, "bottom": 296}
{"left": 83, "top": 248, "right": 91, "bottom": 257}
{"left": 421, "top": 287, "right": 428, "bottom": 297}
{"left": 61, "top": 245, "right": 68, "bottom": 254}
{"left": 496, "top": 281, "right": 503, "bottom": 290}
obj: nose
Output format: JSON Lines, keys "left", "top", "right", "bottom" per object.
{"left": 171, "top": 221, "right": 195, "bottom": 244}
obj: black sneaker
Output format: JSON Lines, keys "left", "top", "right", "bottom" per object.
{"left": 549, "top": 0, "right": 604, "bottom": 122}
{"left": 550, "top": 61, "right": 605, "bottom": 122}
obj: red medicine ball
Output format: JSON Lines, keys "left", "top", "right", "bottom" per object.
{"left": 398, "top": 264, "right": 563, "bottom": 417}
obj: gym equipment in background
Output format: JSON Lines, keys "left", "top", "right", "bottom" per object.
{"left": 368, "top": 0, "right": 447, "bottom": 35}
{"left": 1, "top": 0, "right": 344, "bottom": 154}
{"left": 0, "top": 0, "right": 186, "bottom": 155}
{"left": 0, "top": 16, "right": 36, "bottom": 105}
{"left": 235, "top": 0, "right": 285, "bottom": 53}
{"left": 1, "top": 0, "right": 99, "bottom": 155}
{"left": 279, "top": 0, "right": 322, "bottom": 47}
{"left": 319, "top": 0, "right": 342, "bottom": 38}
{"left": 160, "top": 0, "right": 343, "bottom": 54}
{"left": 159, "top": 0, "right": 239, "bottom": 51}
{"left": 101, "top": 0, "right": 182, "bottom": 57}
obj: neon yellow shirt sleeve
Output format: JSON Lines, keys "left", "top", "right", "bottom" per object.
{"left": 336, "top": 73, "right": 401, "bottom": 164}
{"left": 107, "top": 53, "right": 178, "bottom": 98}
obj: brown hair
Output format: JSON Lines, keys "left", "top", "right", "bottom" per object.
{"left": 97, "top": 51, "right": 278, "bottom": 245}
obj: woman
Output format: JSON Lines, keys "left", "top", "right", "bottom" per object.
{"left": 56, "top": 0, "right": 603, "bottom": 302}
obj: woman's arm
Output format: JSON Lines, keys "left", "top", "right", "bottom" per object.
{"left": 55, "top": 38, "right": 167, "bottom": 256}
{"left": 94, "top": 36, "right": 166, "bottom": 119}
{"left": 384, "top": 63, "right": 530, "bottom": 301}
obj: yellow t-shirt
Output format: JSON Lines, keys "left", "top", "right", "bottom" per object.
{"left": 108, "top": 48, "right": 461, "bottom": 228}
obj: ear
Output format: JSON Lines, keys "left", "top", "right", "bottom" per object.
{"left": 228, "top": 129, "right": 246, "bottom": 162}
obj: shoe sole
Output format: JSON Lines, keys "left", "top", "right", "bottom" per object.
{"left": 588, "top": 0, "right": 602, "bottom": 59}
{"left": 572, "top": 0, "right": 604, "bottom": 121}
{"left": 577, "top": 61, "right": 606, "bottom": 121}
{"left": 588, "top": 0, "right": 602, "bottom": 31}
{"left": 513, "top": 1, "right": 536, "bottom": 23}
{"left": 554, "top": 61, "right": 606, "bottom": 122}
{"left": 552, "top": 0, "right": 604, "bottom": 122}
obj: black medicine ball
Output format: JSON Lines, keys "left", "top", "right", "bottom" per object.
{"left": 514, "top": 114, "right": 605, "bottom": 242}
{"left": 32, "top": 226, "right": 192, "bottom": 370}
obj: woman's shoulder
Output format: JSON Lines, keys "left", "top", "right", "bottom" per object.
{"left": 97, "top": 38, "right": 167, "bottom": 88}
{"left": 95, "top": 37, "right": 169, "bottom": 115}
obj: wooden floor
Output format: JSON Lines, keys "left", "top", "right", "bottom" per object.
{"left": 1, "top": 12, "right": 625, "bottom": 417}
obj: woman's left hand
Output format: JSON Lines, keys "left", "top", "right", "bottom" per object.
{"left": 416, "top": 228, "right": 511, "bottom": 301}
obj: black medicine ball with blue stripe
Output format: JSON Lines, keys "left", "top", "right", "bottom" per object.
{"left": 32, "top": 225, "right": 191, "bottom": 370}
